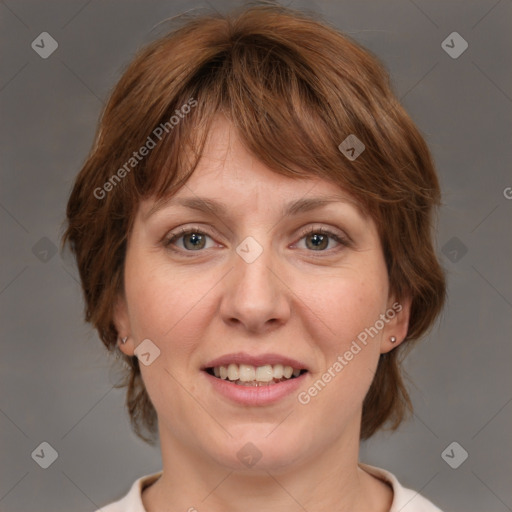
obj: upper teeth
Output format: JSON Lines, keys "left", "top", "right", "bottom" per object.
{"left": 212, "top": 364, "right": 301, "bottom": 382}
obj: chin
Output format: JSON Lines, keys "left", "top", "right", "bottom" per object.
{"left": 203, "top": 424, "right": 307, "bottom": 472}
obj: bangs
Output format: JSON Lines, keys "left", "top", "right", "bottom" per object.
{"left": 136, "top": 30, "right": 386, "bottom": 216}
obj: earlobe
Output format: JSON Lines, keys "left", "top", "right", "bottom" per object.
{"left": 117, "top": 334, "right": 135, "bottom": 356}
{"left": 380, "top": 296, "right": 412, "bottom": 354}
{"left": 116, "top": 333, "right": 136, "bottom": 356}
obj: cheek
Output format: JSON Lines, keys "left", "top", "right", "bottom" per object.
{"left": 299, "top": 269, "right": 388, "bottom": 350}
{"left": 123, "top": 254, "right": 223, "bottom": 364}
{"left": 122, "top": 257, "right": 213, "bottom": 419}
{"left": 312, "top": 266, "right": 388, "bottom": 398}
{"left": 124, "top": 255, "right": 186, "bottom": 333}
{"left": 294, "top": 268, "right": 387, "bottom": 409}
{"left": 296, "top": 269, "right": 388, "bottom": 413}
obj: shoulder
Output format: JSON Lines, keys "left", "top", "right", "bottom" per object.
{"left": 94, "top": 471, "right": 162, "bottom": 512}
{"left": 359, "top": 463, "right": 444, "bottom": 512}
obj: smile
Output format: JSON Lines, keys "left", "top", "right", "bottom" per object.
{"left": 202, "top": 352, "right": 309, "bottom": 404}
{"left": 206, "top": 363, "right": 307, "bottom": 386}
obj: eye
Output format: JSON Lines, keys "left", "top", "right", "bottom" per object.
{"left": 164, "top": 228, "right": 216, "bottom": 252}
{"left": 295, "top": 227, "right": 349, "bottom": 252}
{"left": 164, "top": 225, "right": 349, "bottom": 255}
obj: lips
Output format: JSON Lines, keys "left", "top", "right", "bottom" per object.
{"left": 202, "top": 353, "right": 309, "bottom": 397}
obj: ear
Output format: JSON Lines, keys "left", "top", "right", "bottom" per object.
{"left": 113, "top": 294, "right": 135, "bottom": 356}
{"left": 380, "top": 295, "right": 412, "bottom": 354}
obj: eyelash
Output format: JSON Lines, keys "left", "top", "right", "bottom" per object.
{"left": 163, "top": 225, "right": 350, "bottom": 256}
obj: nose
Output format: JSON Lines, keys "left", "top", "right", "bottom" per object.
{"left": 219, "top": 240, "right": 291, "bottom": 334}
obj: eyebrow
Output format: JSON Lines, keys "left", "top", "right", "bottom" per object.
{"left": 146, "top": 194, "right": 363, "bottom": 220}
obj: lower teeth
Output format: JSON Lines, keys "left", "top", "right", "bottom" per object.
{"left": 231, "top": 377, "right": 291, "bottom": 386}
{"left": 207, "top": 369, "right": 304, "bottom": 385}
{"left": 235, "top": 380, "right": 277, "bottom": 386}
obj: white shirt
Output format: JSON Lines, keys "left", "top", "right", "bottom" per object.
{"left": 95, "top": 464, "right": 443, "bottom": 512}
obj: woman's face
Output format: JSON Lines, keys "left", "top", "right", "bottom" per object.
{"left": 116, "top": 117, "right": 409, "bottom": 471}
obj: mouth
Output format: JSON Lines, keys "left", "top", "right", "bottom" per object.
{"left": 205, "top": 363, "right": 308, "bottom": 386}
{"left": 202, "top": 354, "right": 309, "bottom": 405}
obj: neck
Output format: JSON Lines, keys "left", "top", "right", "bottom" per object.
{"left": 142, "top": 421, "right": 392, "bottom": 512}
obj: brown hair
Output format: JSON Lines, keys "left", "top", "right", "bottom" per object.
{"left": 62, "top": 4, "right": 446, "bottom": 444}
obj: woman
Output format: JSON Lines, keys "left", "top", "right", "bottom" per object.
{"left": 63, "top": 5, "right": 446, "bottom": 511}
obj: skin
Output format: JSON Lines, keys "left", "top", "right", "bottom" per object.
{"left": 115, "top": 116, "right": 411, "bottom": 512}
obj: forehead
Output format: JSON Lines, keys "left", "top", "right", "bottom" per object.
{"left": 140, "top": 116, "right": 367, "bottom": 220}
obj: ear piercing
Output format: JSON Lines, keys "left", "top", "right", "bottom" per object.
{"left": 120, "top": 336, "right": 128, "bottom": 344}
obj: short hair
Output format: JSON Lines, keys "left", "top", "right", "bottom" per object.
{"left": 63, "top": 4, "right": 446, "bottom": 444}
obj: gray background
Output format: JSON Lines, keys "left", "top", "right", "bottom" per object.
{"left": 1, "top": 1, "right": 511, "bottom": 511}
